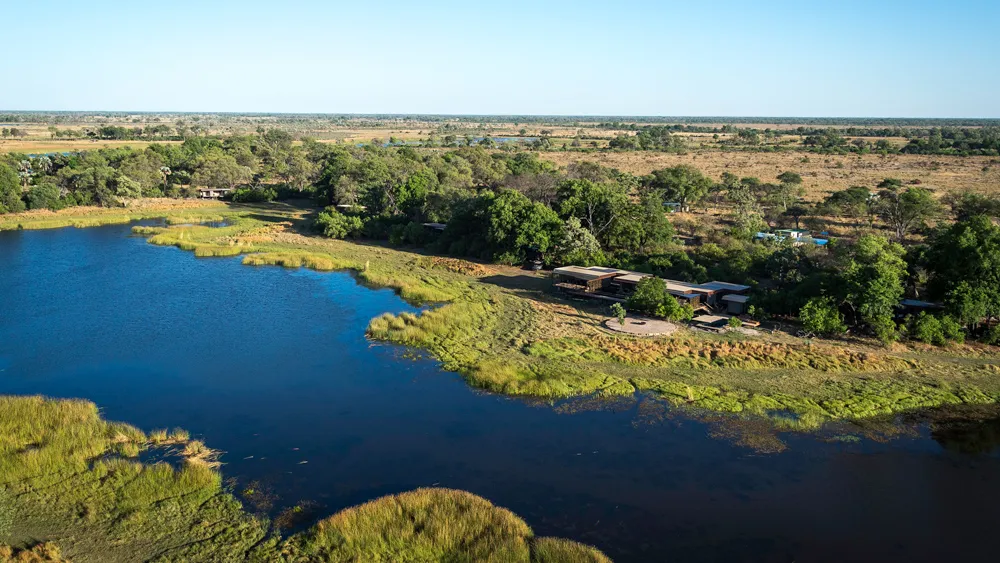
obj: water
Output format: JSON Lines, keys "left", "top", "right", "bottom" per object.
{"left": 2, "top": 224, "right": 999, "bottom": 562}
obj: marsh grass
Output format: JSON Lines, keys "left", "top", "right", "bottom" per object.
{"left": 242, "top": 252, "right": 352, "bottom": 271}
{"left": 284, "top": 488, "right": 609, "bottom": 562}
{"left": 532, "top": 537, "right": 614, "bottom": 563}
{"left": 164, "top": 214, "right": 226, "bottom": 225}
{"left": 1, "top": 397, "right": 606, "bottom": 562}
{"left": 0, "top": 200, "right": 231, "bottom": 232}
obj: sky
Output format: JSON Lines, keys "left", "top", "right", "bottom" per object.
{"left": 3, "top": 0, "right": 998, "bottom": 117}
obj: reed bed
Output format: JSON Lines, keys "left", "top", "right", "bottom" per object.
{"left": 241, "top": 251, "right": 353, "bottom": 271}
{"left": 1, "top": 396, "right": 607, "bottom": 562}
{"left": 284, "top": 487, "right": 609, "bottom": 562}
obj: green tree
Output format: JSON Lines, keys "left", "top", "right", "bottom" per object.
{"left": 799, "top": 297, "right": 847, "bottom": 336}
{"left": 193, "top": 152, "right": 253, "bottom": 190}
{"left": 553, "top": 217, "right": 604, "bottom": 266}
{"left": 841, "top": 235, "right": 907, "bottom": 343}
{"left": 877, "top": 187, "right": 940, "bottom": 241}
{"left": 818, "top": 186, "right": 877, "bottom": 229}
{"left": 626, "top": 277, "right": 669, "bottom": 316}
{"left": 25, "top": 182, "right": 61, "bottom": 210}
{"left": 645, "top": 165, "right": 711, "bottom": 210}
{"left": 0, "top": 163, "right": 25, "bottom": 213}
{"left": 485, "top": 190, "right": 562, "bottom": 263}
{"left": 925, "top": 216, "right": 1000, "bottom": 335}
{"left": 556, "top": 179, "right": 629, "bottom": 246}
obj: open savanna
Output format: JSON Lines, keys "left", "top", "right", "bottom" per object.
{"left": 0, "top": 139, "right": 175, "bottom": 154}
{"left": 545, "top": 150, "right": 1000, "bottom": 201}
{"left": 8, "top": 201, "right": 994, "bottom": 440}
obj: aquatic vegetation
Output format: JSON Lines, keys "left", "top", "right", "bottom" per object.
{"left": 282, "top": 488, "right": 609, "bottom": 562}
{"left": 242, "top": 252, "right": 352, "bottom": 272}
{"left": 163, "top": 214, "right": 226, "bottom": 225}
{"left": 0, "top": 397, "right": 609, "bottom": 562}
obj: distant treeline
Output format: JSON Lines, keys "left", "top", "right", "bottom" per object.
{"left": 600, "top": 123, "right": 1000, "bottom": 156}
{"left": 3, "top": 112, "right": 1000, "bottom": 128}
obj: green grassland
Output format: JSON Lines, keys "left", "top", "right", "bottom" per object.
{"left": 0, "top": 396, "right": 609, "bottom": 562}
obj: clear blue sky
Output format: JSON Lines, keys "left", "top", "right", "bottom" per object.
{"left": 3, "top": 0, "right": 998, "bottom": 117}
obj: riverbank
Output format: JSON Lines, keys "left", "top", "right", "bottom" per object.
{"left": 0, "top": 395, "right": 609, "bottom": 562}
{"left": 4, "top": 200, "right": 1000, "bottom": 436}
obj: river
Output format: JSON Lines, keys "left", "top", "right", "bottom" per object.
{"left": 1, "top": 223, "right": 998, "bottom": 562}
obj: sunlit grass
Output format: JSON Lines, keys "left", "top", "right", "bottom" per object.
{"left": 285, "top": 487, "right": 610, "bottom": 562}
{"left": 1, "top": 396, "right": 608, "bottom": 562}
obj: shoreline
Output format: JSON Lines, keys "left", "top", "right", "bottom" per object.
{"left": 3, "top": 200, "right": 1000, "bottom": 435}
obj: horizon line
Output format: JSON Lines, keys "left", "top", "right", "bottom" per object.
{"left": 1, "top": 110, "right": 999, "bottom": 121}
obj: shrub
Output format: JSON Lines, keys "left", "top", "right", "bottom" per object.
{"left": 316, "top": 209, "right": 363, "bottom": 239}
{"left": 940, "top": 315, "right": 965, "bottom": 344}
{"left": 909, "top": 312, "right": 944, "bottom": 345}
{"left": 910, "top": 313, "right": 965, "bottom": 346}
{"left": 983, "top": 324, "right": 1000, "bottom": 346}
{"left": 610, "top": 303, "right": 626, "bottom": 326}
{"left": 799, "top": 297, "right": 847, "bottom": 337}
{"left": 228, "top": 187, "right": 276, "bottom": 203}
{"left": 727, "top": 316, "right": 743, "bottom": 328}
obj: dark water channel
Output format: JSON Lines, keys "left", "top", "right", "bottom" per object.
{"left": 1, "top": 223, "right": 999, "bottom": 563}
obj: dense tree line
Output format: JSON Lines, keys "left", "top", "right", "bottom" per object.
{"left": 311, "top": 145, "right": 677, "bottom": 264}
{"left": 0, "top": 129, "right": 320, "bottom": 211}
{"left": 3, "top": 129, "right": 998, "bottom": 347}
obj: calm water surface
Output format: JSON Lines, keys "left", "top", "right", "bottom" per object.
{"left": 1, "top": 224, "right": 999, "bottom": 563}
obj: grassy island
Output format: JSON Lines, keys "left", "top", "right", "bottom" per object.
{"left": 0, "top": 396, "right": 609, "bottom": 562}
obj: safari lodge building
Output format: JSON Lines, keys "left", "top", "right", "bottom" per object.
{"left": 552, "top": 266, "right": 751, "bottom": 314}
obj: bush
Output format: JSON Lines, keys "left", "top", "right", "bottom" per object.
{"left": 361, "top": 215, "right": 408, "bottom": 240}
{"left": 940, "top": 315, "right": 965, "bottom": 344}
{"left": 228, "top": 187, "right": 276, "bottom": 203}
{"left": 799, "top": 297, "right": 847, "bottom": 337}
{"left": 610, "top": 303, "right": 626, "bottom": 326}
{"left": 727, "top": 316, "right": 743, "bottom": 328}
{"left": 983, "top": 324, "right": 1000, "bottom": 346}
{"left": 316, "top": 209, "right": 363, "bottom": 239}
{"left": 910, "top": 312, "right": 944, "bottom": 345}
{"left": 909, "top": 313, "right": 965, "bottom": 346}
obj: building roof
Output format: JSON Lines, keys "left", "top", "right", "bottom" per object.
{"left": 664, "top": 281, "right": 698, "bottom": 294}
{"left": 693, "top": 314, "right": 729, "bottom": 325}
{"left": 422, "top": 222, "right": 447, "bottom": 230}
{"left": 699, "top": 281, "right": 752, "bottom": 292}
{"left": 585, "top": 266, "right": 633, "bottom": 275}
{"left": 553, "top": 266, "right": 618, "bottom": 281}
{"left": 614, "top": 273, "right": 650, "bottom": 283}
{"left": 900, "top": 299, "right": 943, "bottom": 308}
{"left": 722, "top": 294, "right": 750, "bottom": 303}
